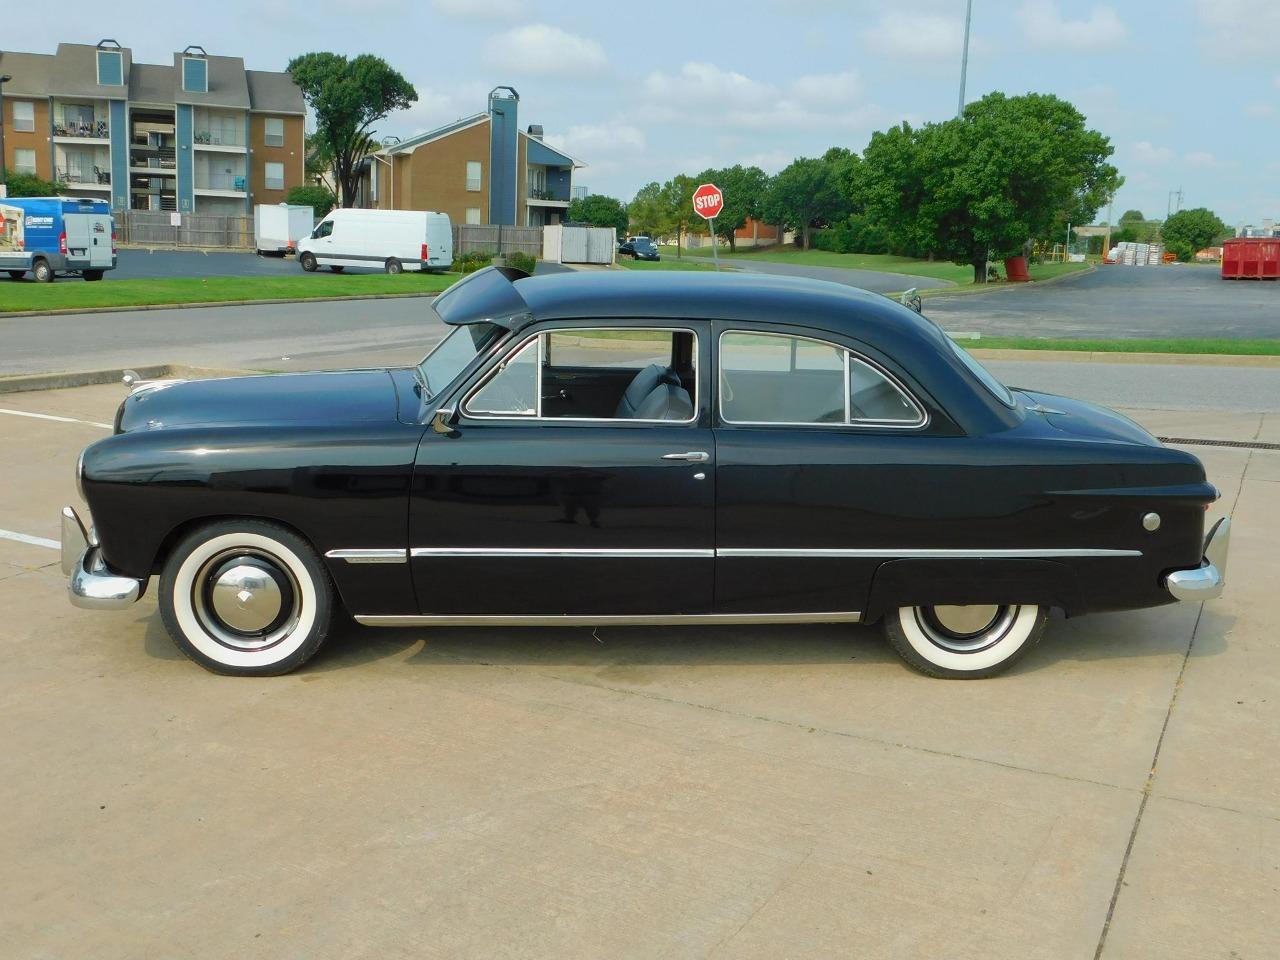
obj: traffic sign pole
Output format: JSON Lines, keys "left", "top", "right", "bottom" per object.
{"left": 710, "top": 217, "right": 719, "bottom": 271}
{"left": 691, "top": 182, "right": 725, "bottom": 273}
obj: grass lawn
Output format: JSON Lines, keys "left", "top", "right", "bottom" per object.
{"left": 0, "top": 273, "right": 456, "bottom": 313}
{"left": 966, "top": 337, "right": 1280, "bottom": 356}
{"left": 617, "top": 257, "right": 718, "bottom": 272}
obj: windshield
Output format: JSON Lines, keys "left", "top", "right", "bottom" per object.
{"left": 947, "top": 337, "right": 1015, "bottom": 407}
{"left": 417, "top": 322, "right": 501, "bottom": 400}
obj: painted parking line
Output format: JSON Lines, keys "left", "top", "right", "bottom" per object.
{"left": 0, "top": 408, "right": 112, "bottom": 430}
{"left": 0, "top": 528, "right": 59, "bottom": 551}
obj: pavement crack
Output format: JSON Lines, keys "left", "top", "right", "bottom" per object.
{"left": 1093, "top": 601, "right": 1205, "bottom": 960}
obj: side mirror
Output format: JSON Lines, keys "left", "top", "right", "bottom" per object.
{"left": 431, "top": 406, "right": 458, "bottom": 434}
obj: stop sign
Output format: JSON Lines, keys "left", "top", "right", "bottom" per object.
{"left": 692, "top": 183, "right": 724, "bottom": 220}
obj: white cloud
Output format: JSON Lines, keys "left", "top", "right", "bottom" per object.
{"left": 1132, "top": 141, "right": 1174, "bottom": 165}
{"left": 1194, "top": 0, "right": 1280, "bottom": 57}
{"left": 1016, "top": 1, "right": 1127, "bottom": 49}
{"left": 862, "top": 12, "right": 965, "bottom": 58}
{"left": 644, "top": 62, "right": 771, "bottom": 108}
{"left": 1244, "top": 102, "right": 1275, "bottom": 119}
{"left": 430, "top": 0, "right": 523, "bottom": 17}
{"left": 545, "top": 121, "right": 645, "bottom": 158}
{"left": 483, "top": 24, "right": 607, "bottom": 77}
{"left": 1185, "top": 151, "right": 1231, "bottom": 169}
{"left": 790, "top": 70, "right": 863, "bottom": 103}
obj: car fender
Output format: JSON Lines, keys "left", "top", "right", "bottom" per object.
{"left": 863, "top": 557, "right": 1083, "bottom": 623}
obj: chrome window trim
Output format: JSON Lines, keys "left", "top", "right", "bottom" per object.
{"left": 355, "top": 611, "right": 863, "bottom": 628}
{"left": 460, "top": 326, "right": 701, "bottom": 425}
{"left": 325, "top": 548, "right": 408, "bottom": 564}
{"left": 717, "top": 329, "right": 928, "bottom": 430}
{"left": 411, "top": 547, "right": 713, "bottom": 558}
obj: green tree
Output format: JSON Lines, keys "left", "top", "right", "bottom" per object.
{"left": 285, "top": 184, "right": 337, "bottom": 217}
{"left": 763, "top": 155, "right": 851, "bottom": 249}
{"left": 566, "top": 193, "right": 629, "bottom": 233}
{"left": 627, "top": 181, "right": 668, "bottom": 236}
{"left": 287, "top": 52, "right": 416, "bottom": 208}
{"left": 658, "top": 174, "right": 697, "bottom": 257}
{"left": 693, "top": 165, "right": 770, "bottom": 251}
{"left": 1161, "top": 207, "right": 1229, "bottom": 262}
{"left": 855, "top": 92, "right": 1121, "bottom": 282}
{"left": 0, "top": 172, "right": 59, "bottom": 197}
{"left": 1118, "top": 209, "right": 1145, "bottom": 225}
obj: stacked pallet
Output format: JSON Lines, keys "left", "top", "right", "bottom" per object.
{"left": 1108, "top": 241, "right": 1165, "bottom": 266}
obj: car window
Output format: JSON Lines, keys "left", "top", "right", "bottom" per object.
{"left": 719, "top": 331, "right": 924, "bottom": 427}
{"left": 417, "top": 321, "right": 501, "bottom": 400}
{"left": 313, "top": 219, "right": 333, "bottom": 239}
{"left": 465, "top": 338, "right": 539, "bottom": 416}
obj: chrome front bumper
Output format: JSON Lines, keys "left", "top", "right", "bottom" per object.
{"left": 1165, "top": 517, "right": 1231, "bottom": 602}
{"left": 61, "top": 506, "right": 143, "bottom": 609}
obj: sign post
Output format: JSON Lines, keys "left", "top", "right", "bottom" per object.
{"left": 692, "top": 182, "right": 724, "bottom": 271}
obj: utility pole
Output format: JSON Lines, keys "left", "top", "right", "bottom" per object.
{"left": 1166, "top": 186, "right": 1183, "bottom": 219}
{"left": 957, "top": 0, "right": 974, "bottom": 117}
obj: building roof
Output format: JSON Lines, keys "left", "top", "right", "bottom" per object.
{"left": 0, "top": 51, "right": 56, "bottom": 97}
{"left": 128, "top": 63, "right": 175, "bottom": 105}
{"left": 522, "top": 132, "right": 584, "bottom": 169}
{"left": 246, "top": 70, "right": 304, "bottom": 114}
{"left": 172, "top": 53, "right": 251, "bottom": 108}
{"left": 50, "top": 42, "right": 135, "bottom": 99}
{"left": 382, "top": 113, "right": 489, "bottom": 155}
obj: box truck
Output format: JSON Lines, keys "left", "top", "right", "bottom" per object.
{"left": 296, "top": 208, "right": 452, "bottom": 274}
{"left": 254, "top": 203, "right": 317, "bottom": 256}
{"left": 0, "top": 197, "right": 116, "bottom": 282}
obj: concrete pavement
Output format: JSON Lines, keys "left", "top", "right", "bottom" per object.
{"left": 0, "top": 381, "right": 1275, "bottom": 958}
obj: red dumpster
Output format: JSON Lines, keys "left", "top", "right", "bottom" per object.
{"left": 1222, "top": 237, "right": 1280, "bottom": 280}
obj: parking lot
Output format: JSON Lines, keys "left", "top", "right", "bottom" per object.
{"left": 1, "top": 378, "right": 1276, "bottom": 958}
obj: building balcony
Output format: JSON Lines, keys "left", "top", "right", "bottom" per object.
{"left": 193, "top": 130, "right": 246, "bottom": 151}
{"left": 53, "top": 120, "right": 110, "bottom": 141}
{"left": 195, "top": 174, "right": 247, "bottom": 196}
{"left": 56, "top": 167, "right": 112, "bottom": 189}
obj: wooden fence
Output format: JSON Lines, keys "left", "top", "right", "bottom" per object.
{"left": 452, "top": 224, "right": 543, "bottom": 257}
{"left": 117, "top": 211, "right": 254, "bottom": 249}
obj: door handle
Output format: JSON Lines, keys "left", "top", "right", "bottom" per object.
{"left": 661, "top": 451, "right": 709, "bottom": 462}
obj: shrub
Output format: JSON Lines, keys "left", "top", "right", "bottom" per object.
{"left": 451, "top": 250, "right": 495, "bottom": 273}
{"left": 284, "top": 184, "right": 336, "bottom": 218}
{"left": 506, "top": 251, "right": 537, "bottom": 274}
{"left": 0, "top": 172, "right": 59, "bottom": 197}
{"left": 811, "top": 214, "right": 890, "bottom": 255}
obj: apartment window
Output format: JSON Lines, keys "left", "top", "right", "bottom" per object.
{"left": 96, "top": 50, "right": 124, "bottom": 86}
{"left": 182, "top": 57, "right": 208, "bottom": 94}
{"left": 14, "top": 149, "right": 37, "bottom": 175}
{"left": 263, "top": 117, "right": 284, "bottom": 147}
{"left": 465, "top": 207, "right": 481, "bottom": 225}
{"left": 466, "top": 160, "right": 481, "bottom": 192}
{"left": 264, "top": 161, "right": 285, "bottom": 191}
{"left": 12, "top": 101, "right": 35, "bottom": 133}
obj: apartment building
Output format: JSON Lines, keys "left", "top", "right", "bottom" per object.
{"left": 0, "top": 40, "right": 304, "bottom": 214}
{"left": 360, "top": 86, "right": 584, "bottom": 227}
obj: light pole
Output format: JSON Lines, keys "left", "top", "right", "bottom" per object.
{"left": 957, "top": 0, "right": 974, "bottom": 117}
{"left": 0, "top": 74, "right": 12, "bottom": 183}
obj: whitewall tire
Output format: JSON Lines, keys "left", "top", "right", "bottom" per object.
{"left": 883, "top": 604, "right": 1046, "bottom": 679}
{"left": 159, "top": 520, "right": 333, "bottom": 676}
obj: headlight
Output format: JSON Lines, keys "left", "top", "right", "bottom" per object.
{"left": 76, "top": 448, "right": 87, "bottom": 500}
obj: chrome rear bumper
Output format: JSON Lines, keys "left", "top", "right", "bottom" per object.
{"left": 61, "top": 506, "right": 143, "bottom": 609}
{"left": 1165, "top": 517, "right": 1231, "bottom": 602}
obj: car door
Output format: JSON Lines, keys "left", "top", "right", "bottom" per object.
{"left": 409, "top": 320, "right": 715, "bottom": 616}
{"left": 711, "top": 323, "right": 937, "bottom": 616}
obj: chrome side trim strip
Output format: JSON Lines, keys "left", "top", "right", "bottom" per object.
{"left": 325, "top": 549, "right": 409, "bottom": 564}
{"left": 717, "top": 547, "right": 1143, "bottom": 559}
{"left": 355, "top": 611, "right": 863, "bottom": 628}
{"left": 410, "top": 547, "right": 715, "bottom": 559}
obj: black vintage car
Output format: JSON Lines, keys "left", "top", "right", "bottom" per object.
{"left": 63, "top": 267, "right": 1230, "bottom": 678}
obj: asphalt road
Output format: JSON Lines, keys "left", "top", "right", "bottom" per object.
{"left": 925, "top": 264, "right": 1280, "bottom": 339}
{"left": 711, "top": 255, "right": 954, "bottom": 294}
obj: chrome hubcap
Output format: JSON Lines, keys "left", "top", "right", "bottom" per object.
{"left": 931, "top": 604, "right": 1000, "bottom": 636}
{"left": 916, "top": 605, "right": 1018, "bottom": 653}
{"left": 193, "top": 551, "right": 299, "bottom": 651}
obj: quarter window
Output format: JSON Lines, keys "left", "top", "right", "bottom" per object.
{"left": 466, "top": 338, "right": 539, "bottom": 416}
{"left": 12, "top": 101, "right": 35, "bottom": 133}
{"left": 719, "top": 331, "right": 924, "bottom": 427}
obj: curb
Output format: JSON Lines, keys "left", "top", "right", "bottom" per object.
{"left": 0, "top": 291, "right": 439, "bottom": 319}
{"left": 919, "top": 264, "right": 1096, "bottom": 301}
{"left": 0, "top": 364, "right": 255, "bottom": 395}
{"left": 969, "top": 348, "right": 1280, "bottom": 368}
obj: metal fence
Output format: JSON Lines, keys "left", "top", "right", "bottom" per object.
{"left": 452, "top": 224, "right": 543, "bottom": 257}
{"left": 117, "top": 210, "right": 254, "bottom": 249}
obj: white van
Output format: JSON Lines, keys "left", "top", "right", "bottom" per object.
{"left": 296, "top": 208, "right": 453, "bottom": 274}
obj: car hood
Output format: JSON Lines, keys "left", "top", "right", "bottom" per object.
{"left": 1014, "top": 389, "right": 1161, "bottom": 446}
{"left": 116, "top": 370, "right": 400, "bottom": 432}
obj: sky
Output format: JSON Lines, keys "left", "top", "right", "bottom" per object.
{"left": 9, "top": 0, "right": 1279, "bottom": 226}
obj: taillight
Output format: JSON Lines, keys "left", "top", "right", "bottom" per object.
{"left": 421, "top": 243, "right": 429, "bottom": 262}
{"left": 111, "top": 227, "right": 117, "bottom": 255}
{"left": 59, "top": 232, "right": 68, "bottom": 255}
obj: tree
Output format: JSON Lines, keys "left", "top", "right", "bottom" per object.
{"left": 0, "top": 172, "right": 59, "bottom": 197}
{"left": 658, "top": 175, "right": 697, "bottom": 257}
{"left": 764, "top": 155, "right": 851, "bottom": 249}
{"left": 285, "top": 184, "right": 337, "bottom": 217}
{"left": 1161, "top": 207, "right": 1229, "bottom": 262}
{"left": 566, "top": 193, "right": 629, "bottom": 233}
{"left": 1119, "top": 209, "right": 1145, "bottom": 225}
{"left": 693, "top": 165, "right": 770, "bottom": 251}
{"left": 627, "top": 181, "right": 668, "bottom": 237}
{"left": 854, "top": 92, "right": 1121, "bottom": 282}
{"left": 287, "top": 52, "right": 416, "bottom": 208}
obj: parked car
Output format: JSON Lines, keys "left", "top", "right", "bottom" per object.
{"left": 0, "top": 197, "right": 116, "bottom": 282}
{"left": 64, "top": 268, "right": 1230, "bottom": 678}
{"left": 295, "top": 208, "right": 452, "bottom": 274}
{"left": 618, "top": 235, "right": 660, "bottom": 261}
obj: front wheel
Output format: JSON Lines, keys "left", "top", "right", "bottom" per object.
{"left": 883, "top": 604, "right": 1046, "bottom": 679}
{"left": 83, "top": 270, "right": 104, "bottom": 282}
{"left": 299, "top": 252, "right": 317, "bottom": 272}
{"left": 159, "top": 520, "right": 334, "bottom": 676}
{"left": 384, "top": 257, "right": 402, "bottom": 275}
{"left": 33, "top": 259, "right": 54, "bottom": 282}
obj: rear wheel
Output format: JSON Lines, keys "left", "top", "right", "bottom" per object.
{"left": 33, "top": 259, "right": 54, "bottom": 283}
{"left": 300, "top": 252, "right": 317, "bottom": 272}
{"left": 384, "top": 257, "right": 402, "bottom": 275}
{"left": 159, "top": 520, "right": 334, "bottom": 676}
{"left": 883, "top": 604, "right": 1046, "bottom": 679}
{"left": 83, "top": 270, "right": 104, "bottom": 282}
